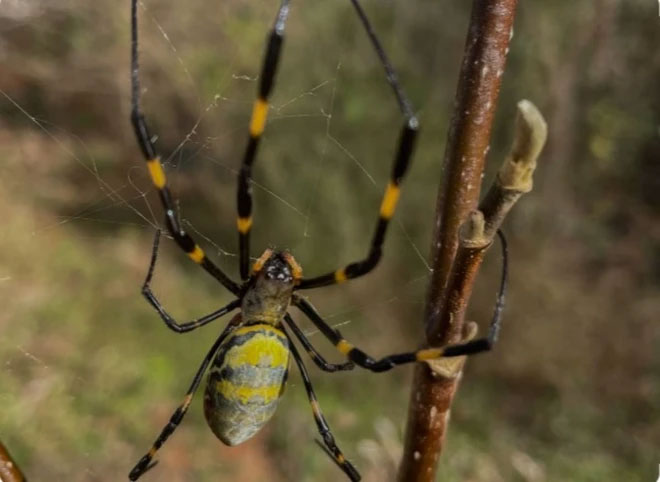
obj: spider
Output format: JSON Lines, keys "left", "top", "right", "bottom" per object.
{"left": 128, "top": 0, "right": 508, "bottom": 480}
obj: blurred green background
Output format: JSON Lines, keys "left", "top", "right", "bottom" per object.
{"left": 1, "top": 1, "right": 659, "bottom": 481}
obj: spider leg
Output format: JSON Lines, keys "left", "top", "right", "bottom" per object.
{"left": 348, "top": 0, "right": 415, "bottom": 117}
{"left": 297, "top": 0, "right": 418, "bottom": 290}
{"left": 237, "top": 1, "right": 290, "bottom": 280}
{"left": 284, "top": 314, "right": 354, "bottom": 372}
{"left": 294, "top": 231, "right": 508, "bottom": 371}
{"left": 128, "top": 320, "right": 239, "bottom": 481}
{"left": 436, "top": 230, "right": 508, "bottom": 357}
{"left": 141, "top": 230, "right": 241, "bottom": 333}
{"left": 283, "top": 328, "right": 361, "bottom": 481}
{"left": 130, "top": 0, "right": 240, "bottom": 296}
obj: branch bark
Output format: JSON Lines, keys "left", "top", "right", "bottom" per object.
{"left": 397, "top": 1, "right": 534, "bottom": 480}
{"left": 0, "top": 441, "right": 26, "bottom": 482}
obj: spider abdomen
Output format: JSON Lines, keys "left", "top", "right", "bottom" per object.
{"left": 203, "top": 323, "right": 290, "bottom": 446}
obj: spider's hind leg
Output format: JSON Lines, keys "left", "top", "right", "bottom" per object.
{"left": 283, "top": 327, "right": 361, "bottom": 481}
{"left": 130, "top": 0, "right": 240, "bottom": 296}
{"left": 128, "top": 321, "right": 239, "bottom": 480}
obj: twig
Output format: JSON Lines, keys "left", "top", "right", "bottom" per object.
{"left": 0, "top": 441, "right": 26, "bottom": 482}
{"left": 431, "top": 100, "right": 547, "bottom": 372}
{"left": 397, "top": 1, "right": 547, "bottom": 478}
{"left": 480, "top": 100, "right": 548, "bottom": 239}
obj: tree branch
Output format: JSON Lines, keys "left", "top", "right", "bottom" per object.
{"left": 0, "top": 441, "right": 26, "bottom": 482}
{"left": 397, "top": 1, "right": 545, "bottom": 479}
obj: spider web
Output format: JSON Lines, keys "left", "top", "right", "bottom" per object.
{"left": 0, "top": 1, "right": 445, "bottom": 480}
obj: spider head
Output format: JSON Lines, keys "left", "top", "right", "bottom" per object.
{"left": 252, "top": 249, "right": 302, "bottom": 284}
{"left": 241, "top": 249, "right": 302, "bottom": 323}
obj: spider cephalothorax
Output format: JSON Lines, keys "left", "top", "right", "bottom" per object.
{"left": 241, "top": 249, "right": 301, "bottom": 325}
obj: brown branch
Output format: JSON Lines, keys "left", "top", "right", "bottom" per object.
{"left": 0, "top": 441, "right": 26, "bottom": 482}
{"left": 398, "top": 98, "right": 546, "bottom": 480}
{"left": 397, "top": 1, "right": 527, "bottom": 479}
{"left": 434, "top": 100, "right": 547, "bottom": 366}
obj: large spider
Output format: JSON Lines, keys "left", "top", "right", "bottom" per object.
{"left": 128, "top": 0, "right": 507, "bottom": 480}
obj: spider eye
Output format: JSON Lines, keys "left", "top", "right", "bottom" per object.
{"left": 265, "top": 260, "right": 292, "bottom": 282}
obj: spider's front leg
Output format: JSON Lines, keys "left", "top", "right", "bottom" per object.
{"left": 296, "top": 0, "right": 420, "bottom": 291}
{"left": 294, "top": 231, "right": 509, "bottom": 371}
{"left": 236, "top": 0, "right": 290, "bottom": 281}
{"left": 130, "top": 0, "right": 240, "bottom": 297}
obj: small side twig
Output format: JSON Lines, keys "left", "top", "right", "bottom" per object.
{"left": 427, "top": 101, "right": 547, "bottom": 369}
{"left": 432, "top": 100, "right": 547, "bottom": 370}
{"left": 398, "top": 97, "right": 547, "bottom": 482}
{"left": 480, "top": 99, "right": 548, "bottom": 239}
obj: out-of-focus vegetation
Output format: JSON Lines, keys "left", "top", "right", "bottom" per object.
{"left": 1, "top": 1, "right": 658, "bottom": 481}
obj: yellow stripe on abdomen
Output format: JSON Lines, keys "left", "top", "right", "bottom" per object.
{"left": 216, "top": 379, "right": 282, "bottom": 405}
{"left": 225, "top": 332, "right": 289, "bottom": 368}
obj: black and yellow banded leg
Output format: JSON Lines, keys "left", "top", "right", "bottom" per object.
{"left": 297, "top": 119, "right": 418, "bottom": 290}
{"left": 284, "top": 314, "right": 354, "bottom": 372}
{"left": 130, "top": 0, "right": 240, "bottom": 297}
{"left": 237, "top": 0, "right": 290, "bottom": 280}
{"left": 284, "top": 333, "right": 361, "bottom": 481}
{"left": 349, "top": 0, "right": 414, "bottom": 117}
{"left": 296, "top": 0, "right": 419, "bottom": 291}
{"left": 441, "top": 230, "right": 509, "bottom": 357}
{"left": 141, "top": 230, "right": 241, "bottom": 333}
{"left": 128, "top": 322, "right": 238, "bottom": 481}
{"left": 293, "top": 230, "right": 509, "bottom": 370}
